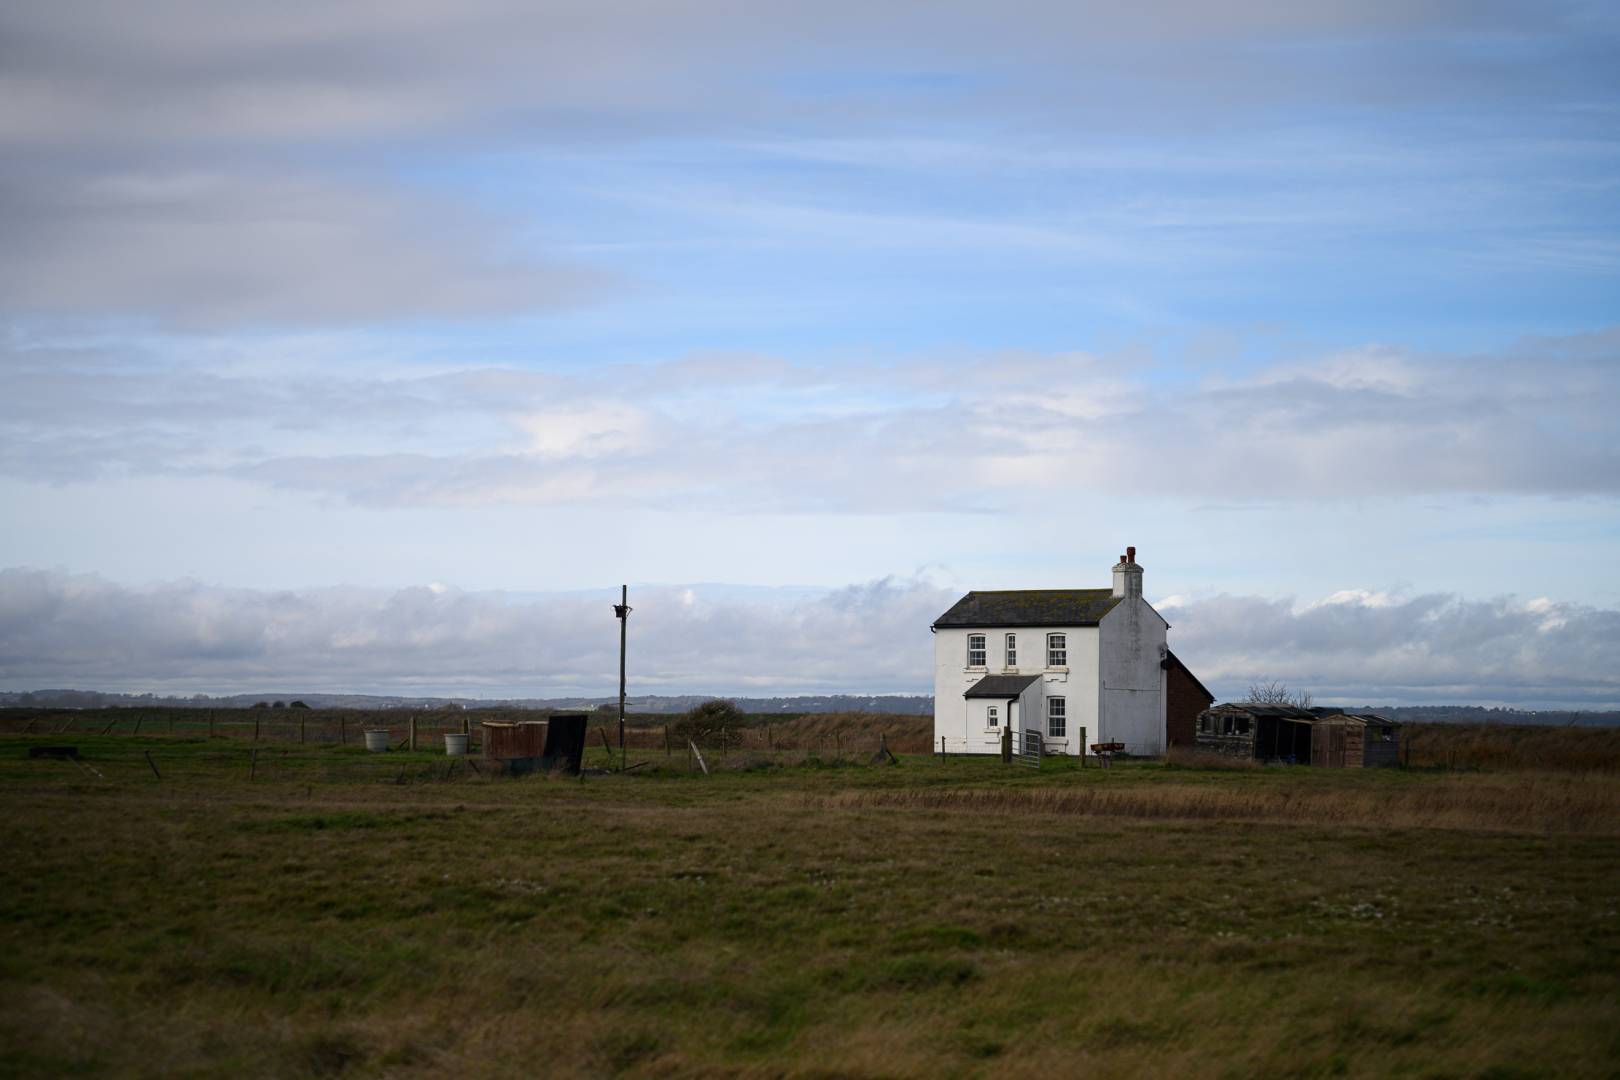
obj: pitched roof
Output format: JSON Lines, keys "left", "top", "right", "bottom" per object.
{"left": 963, "top": 673, "right": 1043, "bottom": 699}
{"left": 933, "top": 589, "right": 1122, "bottom": 629}
{"left": 1311, "top": 711, "right": 1399, "bottom": 727}
{"left": 1164, "top": 649, "right": 1214, "bottom": 703}
{"left": 1207, "top": 702, "right": 1319, "bottom": 720}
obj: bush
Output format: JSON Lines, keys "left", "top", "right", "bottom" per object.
{"left": 672, "top": 699, "right": 746, "bottom": 744}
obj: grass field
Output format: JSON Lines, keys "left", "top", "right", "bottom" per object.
{"left": 2, "top": 732, "right": 1618, "bottom": 1078}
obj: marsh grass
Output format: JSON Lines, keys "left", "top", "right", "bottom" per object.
{"left": 1, "top": 735, "right": 1617, "bottom": 1077}
{"left": 1403, "top": 722, "right": 1620, "bottom": 773}
{"left": 820, "top": 771, "right": 1620, "bottom": 834}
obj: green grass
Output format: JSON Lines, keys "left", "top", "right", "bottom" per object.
{"left": 1, "top": 735, "right": 1618, "bottom": 1077}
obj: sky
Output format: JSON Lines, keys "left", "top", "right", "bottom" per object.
{"left": 2, "top": 1, "right": 1618, "bottom": 707}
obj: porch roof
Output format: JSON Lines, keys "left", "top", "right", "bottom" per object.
{"left": 963, "top": 674, "right": 1043, "bottom": 699}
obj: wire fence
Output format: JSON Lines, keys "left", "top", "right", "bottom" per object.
{"left": 0, "top": 708, "right": 933, "bottom": 763}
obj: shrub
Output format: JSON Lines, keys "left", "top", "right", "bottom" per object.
{"left": 672, "top": 699, "right": 746, "bottom": 744}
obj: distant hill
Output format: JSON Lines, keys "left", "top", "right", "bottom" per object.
{"left": 0, "top": 688, "right": 935, "bottom": 716}
{"left": 1344, "top": 705, "right": 1620, "bottom": 727}
{"left": 3, "top": 689, "right": 1615, "bottom": 724}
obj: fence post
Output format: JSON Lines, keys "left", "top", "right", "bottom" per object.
{"left": 664, "top": 725, "right": 671, "bottom": 757}
{"left": 1080, "top": 726, "right": 1087, "bottom": 768}
{"left": 939, "top": 735, "right": 946, "bottom": 761}
{"left": 1001, "top": 725, "right": 1011, "bottom": 763}
{"left": 340, "top": 716, "right": 347, "bottom": 745}
{"left": 253, "top": 714, "right": 260, "bottom": 742}
{"left": 409, "top": 715, "right": 417, "bottom": 752}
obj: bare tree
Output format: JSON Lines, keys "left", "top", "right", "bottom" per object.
{"left": 1246, "top": 679, "right": 1313, "bottom": 709}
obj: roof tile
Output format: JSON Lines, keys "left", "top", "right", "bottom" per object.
{"left": 934, "top": 589, "right": 1122, "bottom": 628}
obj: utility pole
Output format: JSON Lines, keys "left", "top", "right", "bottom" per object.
{"left": 613, "top": 585, "right": 632, "bottom": 772}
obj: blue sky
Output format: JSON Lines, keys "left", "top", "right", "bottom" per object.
{"left": 2, "top": 1, "right": 1618, "bottom": 705}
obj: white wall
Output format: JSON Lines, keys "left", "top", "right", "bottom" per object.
{"left": 1098, "top": 596, "right": 1168, "bottom": 755}
{"left": 932, "top": 624, "right": 1101, "bottom": 756}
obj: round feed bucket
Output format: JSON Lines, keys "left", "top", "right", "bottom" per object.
{"left": 443, "top": 732, "right": 469, "bottom": 757}
{"left": 363, "top": 729, "right": 390, "bottom": 752}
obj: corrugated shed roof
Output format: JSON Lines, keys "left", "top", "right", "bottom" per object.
{"left": 933, "top": 589, "right": 1122, "bottom": 628}
{"left": 1319, "top": 712, "right": 1399, "bottom": 726}
{"left": 963, "top": 673, "right": 1043, "bottom": 698}
{"left": 1208, "top": 703, "right": 1320, "bottom": 720}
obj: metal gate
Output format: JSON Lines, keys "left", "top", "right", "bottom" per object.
{"left": 1017, "top": 728, "right": 1043, "bottom": 768}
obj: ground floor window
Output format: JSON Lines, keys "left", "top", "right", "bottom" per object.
{"left": 986, "top": 705, "right": 999, "bottom": 728}
{"left": 1047, "top": 696, "right": 1066, "bottom": 738}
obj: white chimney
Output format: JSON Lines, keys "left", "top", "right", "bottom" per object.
{"left": 1111, "top": 545, "right": 1142, "bottom": 600}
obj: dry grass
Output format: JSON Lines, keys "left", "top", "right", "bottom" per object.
{"left": 818, "top": 771, "right": 1620, "bottom": 834}
{"left": 1403, "top": 722, "right": 1620, "bottom": 772}
{"left": 2, "top": 735, "right": 1619, "bottom": 1077}
{"left": 1164, "top": 746, "right": 1262, "bottom": 770}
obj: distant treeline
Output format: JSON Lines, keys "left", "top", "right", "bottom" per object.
{"left": 0, "top": 688, "right": 936, "bottom": 715}
{"left": 2, "top": 689, "right": 1615, "bottom": 725}
{"left": 1347, "top": 705, "right": 1620, "bottom": 727}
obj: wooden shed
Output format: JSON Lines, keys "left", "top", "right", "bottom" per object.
{"left": 1195, "top": 703, "right": 1318, "bottom": 761}
{"left": 480, "top": 713, "right": 587, "bottom": 776}
{"left": 1194, "top": 704, "right": 1400, "bottom": 767}
{"left": 1309, "top": 713, "right": 1400, "bottom": 768}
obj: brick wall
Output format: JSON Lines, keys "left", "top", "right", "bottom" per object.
{"left": 1166, "top": 658, "right": 1214, "bottom": 747}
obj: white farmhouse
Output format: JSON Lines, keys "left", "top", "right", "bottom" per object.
{"left": 931, "top": 548, "right": 1168, "bottom": 757}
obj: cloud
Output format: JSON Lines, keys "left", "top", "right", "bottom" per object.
{"left": 0, "top": 2, "right": 1610, "bottom": 328}
{"left": 1164, "top": 589, "right": 1620, "bottom": 708}
{"left": 3, "top": 567, "right": 1617, "bottom": 707}
{"left": 0, "top": 2, "right": 1594, "bottom": 150}
{"left": 3, "top": 329, "right": 1618, "bottom": 508}
{"left": 0, "top": 168, "right": 612, "bottom": 327}
{"left": 0, "top": 567, "right": 953, "bottom": 697}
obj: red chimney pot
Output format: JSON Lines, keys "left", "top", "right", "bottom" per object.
{"left": 1127, "top": 545, "right": 1136, "bottom": 563}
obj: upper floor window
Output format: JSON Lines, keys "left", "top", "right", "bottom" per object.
{"left": 1046, "top": 633, "right": 1066, "bottom": 667}
{"left": 967, "top": 634, "right": 987, "bottom": 667}
{"left": 1004, "top": 633, "right": 1017, "bottom": 668}
{"left": 986, "top": 705, "right": 999, "bottom": 728}
{"left": 1047, "top": 696, "right": 1067, "bottom": 738}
